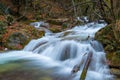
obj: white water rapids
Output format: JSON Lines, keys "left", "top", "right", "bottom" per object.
{"left": 0, "top": 22, "right": 114, "bottom": 80}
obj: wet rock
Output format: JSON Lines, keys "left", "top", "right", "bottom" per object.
{"left": 30, "top": 21, "right": 49, "bottom": 29}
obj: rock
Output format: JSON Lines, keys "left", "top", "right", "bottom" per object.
{"left": 95, "top": 24, "right": 116, "bottom": 51}
{"left": 30, "top": 22, "right": 41, "bottom": 28}
{"left": 95, "top": 21, "right": 120, "bottom": 67}
{"left": 71, "top": 64, "right": 80, "bottom": 73}
{"left": 49, "top": 24, "right": 62, "bottom": 33}
{"left": 4, "top": 48, "right": 8, "bottom": 51}
{"left": 30, "top": 21, "right": 49, "bottom": 29}
{"left": 41, "top": 22, "right": 49, "bottom": 29}
{"left": 0, "top": 23, "right": 45, "bottom": 51}
{"left": 47, "top": 18, "right": 69, "bottom": 24}
{"left": 6, "top": 32, "right": 27, "bottom": 49}
{"left": 110, "top": 69, "right": 120, "bottom": 80}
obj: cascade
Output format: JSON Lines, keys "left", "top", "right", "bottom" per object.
{"left": 0, "top": 22, "right": 114, "bottom": 80}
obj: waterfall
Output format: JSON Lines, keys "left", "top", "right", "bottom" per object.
{"left": 0, "top": 22, "right": 114, "bottom": 80}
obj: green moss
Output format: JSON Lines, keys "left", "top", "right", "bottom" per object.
{"left": 106, "top": 52, "right": 113, "bottom": 60}
{"left": 115, "top": 51, "right": 120, "bottom": 58}
{"left": 62, "top": 23, "right": 68, "bottom": 29}
{"left": 80, "top": 69, "right": 87, "bottom": 80}
{"left": 39, "top": 77, "right": 52, "bottom": 80}
{"left": 0, "top": 21, "right": 7, "bottom": 34}
{"left": 49, "top": 28, "right": 61, "bottom": 33}
{"left": 95, "top": 24, "right": 117, "bottom": 49}
{"left": 112, "top": 52, "right": 120, "bottom": 66}
{"left": 95, "top": 22, "right": 120, "bottom": 66}
{"left": 105, "top": 45, "right": 114, "bottom": 51}
{"left": 0, "top": 63, "right": 21, "bottom": 73}
{"left": 106, "top": 51, "right": 120, "bottom": 66}
{"left": 49, "top": 20, "right": 60, "bottom": 25}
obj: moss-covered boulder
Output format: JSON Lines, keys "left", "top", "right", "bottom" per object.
{"left": 1, "top": 22, "right": 45, "bottom": 50}
{"left": 95, "top": 21, "right": 120, "bottom": 66}
{"left": 5, "top": 32, "right": 27, "bottom": 49}
{"left": 95, "top": 24, "right": 116, "bottom": 51}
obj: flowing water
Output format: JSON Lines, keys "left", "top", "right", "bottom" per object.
{"left": 0, "top": 22, "right": 114, "bottom": 80}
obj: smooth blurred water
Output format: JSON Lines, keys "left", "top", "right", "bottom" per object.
{"left": 0, "top": 22, "right": 114, "bottom": 80}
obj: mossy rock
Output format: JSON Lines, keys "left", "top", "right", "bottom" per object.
{"left": 5, "top": 32, "right": 28, "bottom": 50}
{"left": 5, "top": 30, "right": 44, "bottom": 50}
{"left": 105, "top": 45, "right": 114, "bottom": 52}
{"left": 95, "top": 24, "right": 118, "bottom": 50}
{"left": 0, "top": 63, "right": 21, "bottom": 73}
{"left": 95, "top": 21, "right": 120, "bottom": 66}
{"left": 23, "top": 25, "right": 45, "bottom": 39}
{"left": 106, "top": 51, "right": 120, "bottom": 66}
{"left": 49, "top": 27, "right": 61, "bottom": 33}
{"left": 1, "top": 23, "right": 45, "bottom": 50}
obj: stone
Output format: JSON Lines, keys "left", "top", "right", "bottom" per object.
{"left": 30, "top": 21, "right": 49, "bottom": 29}
{"left": 95, "top": 21, "right": 120, "bottom": 67}
{"left": 6, "top": 32, "right": 27, "bottom": 49}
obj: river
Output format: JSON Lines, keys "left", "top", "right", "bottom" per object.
{"left": 0, "top": 22, "right": 114, "bottom": 80}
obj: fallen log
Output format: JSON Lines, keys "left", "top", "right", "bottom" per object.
{"left": 80, "top": 51, "right": 93, "bottom": 80}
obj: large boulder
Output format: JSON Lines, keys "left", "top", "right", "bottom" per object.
{"left": 1, "top": 22, "right": 45, "bottom": 50}
{"left": 6, "top": 32, "right": 27, "bottom": 49}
